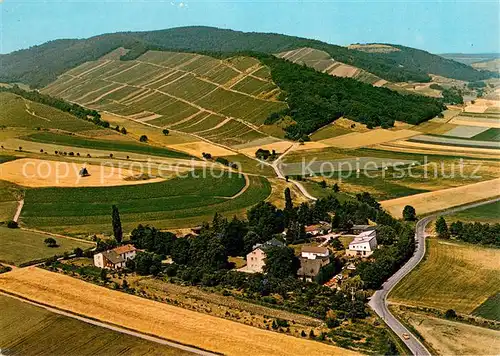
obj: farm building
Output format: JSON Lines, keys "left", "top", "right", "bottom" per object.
{"left": 346, "top": 230, "right": 378, "bottom": 257}
{"left": 94, "top": 244, "right": 137, "bottom": 269}
{"left": 351, "top": 225, "right": 376, "bottom": 234}
{"left": 297, "top": 246, "right": 331, "bottom": 281}
{"left": 300, "top": 246, "right": 330, "bottom": 260}
{"left": 304, "top": 222, "right": 331, "bottom": 236}
{"left": 245, "top": 238, "right": 285, "bottom": 273}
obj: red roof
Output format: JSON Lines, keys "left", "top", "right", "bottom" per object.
{"left": 112, "top": 244, "right": 136, "bottom": 255}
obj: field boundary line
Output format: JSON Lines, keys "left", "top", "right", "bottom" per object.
{"left": 18, "top": 227, "right": 96, "bottom": 245}
{"left": 0, "top": 290, "right": 219, "bottom": 356}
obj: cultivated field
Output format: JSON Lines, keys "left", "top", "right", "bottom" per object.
{"left": 0, "top": 175, "right": 21, "bottom": 222}
{"left": 409, "top": 134, "right": 500, "bottom": 149}
{"left": 444, "top": 200, "right": 500, "bottom": 223}
{"left": 25, "top": 131, "right": 193, "bottom": 159}
{"left": 0, "top": 227, "right": 93, "bottom": 265}
{"left": 21, "top": 173, "right": 271, "bottom": 234}
{"left": 0, "top": 294, "right": 192, "bottom": 355}
{"left": 390, "top": 239, "right": 500, "bottom": 314}
{"left": 0, "top": 92, "right": 97, "bottom": 132}
{"left": 276, "top": 47, "right": 382, "bottom": 85}
{"left": 0, "top": 158, "right": 165, "bottom": 188}
{"left": 0, "top": 268, "right": 357, "bottom": 356}
{"left": 381, "top": 178, "right": 500, "bottom": 218}
{"left": 391, "top": 306, "right": 500, "bottom": 356}
{"left": 376, "top": 139, "right": 500, "bottom": 160}
{"left": 41, "top": 51, "right": 288, "bottom": 148}
{"left": 318, "top": 129, "right": 420, "bottom": 149}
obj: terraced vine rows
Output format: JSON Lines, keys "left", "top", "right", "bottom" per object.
{"left": 276, "top": 47, "right": 385, "bottom": 86}
{"left": 42, "top": 51, "right": 287, "bottom": 147}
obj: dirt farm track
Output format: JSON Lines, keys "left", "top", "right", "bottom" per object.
{"left": 0, "top": 267, "right": 359, "bottom": 356}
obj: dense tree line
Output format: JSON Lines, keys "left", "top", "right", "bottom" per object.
{"left": 256, "top": 54, "right": 445, "bottom": 140}
{"left": 0, "top": 85, "right": 109, "bottom": 127}
{"left": 442, "top": 87, "right": 464, "bottom": 105}
{"left": 437, "top": 217, "right": 500, "bottom": 246}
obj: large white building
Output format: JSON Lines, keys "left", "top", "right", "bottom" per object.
{"left": 94, "top": 244, "right": 137, "bottom": 269}
{"left": 346, "top": 230, "right": 377, "bottom": 257}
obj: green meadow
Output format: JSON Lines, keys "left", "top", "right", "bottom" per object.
{"left": 24, "top": 132, "right": 194, "bottom": 159}
{"left": 22, "top": 173, "right": 271, "bottom": 234}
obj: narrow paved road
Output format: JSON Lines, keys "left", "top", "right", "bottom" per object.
{"left": 271, "top": 143, "right": 317, "bottom": 201}
{"left": 368, "top": 197, "right": 500, "bottom": 356}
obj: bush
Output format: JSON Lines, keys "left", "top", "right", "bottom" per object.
{"left": 445, "top": 309, "right": 457, "bottom": 319}
{"left": 7, "top": 220, "right": 19, "bottom": 229}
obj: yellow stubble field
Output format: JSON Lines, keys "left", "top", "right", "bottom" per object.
{"left": 381, "top": 178, "right": 500, "bottom": 218}
{"left": 0, "top": 268, "right": 358, "bottom": 356}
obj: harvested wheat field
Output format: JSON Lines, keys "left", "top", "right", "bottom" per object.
{"left": 293, "top": 141, "right": 330, "bottom": 151}
{"left": 0, "top": 158, "right": 165, "bottom": 187}
{"left": 238, "top": 140, "right": 293, "bottom": 156}
{"left": 0, "top": 268, "right": 357, "bottom": 356}
{"left": 319, "top": 129, "right": 420, "bottom": 149}
{"left": 166, "top": 141, "right": 236, "bottom": 157}
{"left": 449, "top": 116, "right": 500, "bottom": 128}
{"left": 465, "top": 98, "right": 500, "bottom": 113}
{"left": 381, "top": 178, "right": 500, "bottom": 218}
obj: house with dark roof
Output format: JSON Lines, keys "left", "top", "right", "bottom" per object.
{"left": 94, "top": 244, "right": 137, "bottom": 269}
{"left": 297, "top": 245, "right": 331, "bottom": 281}
{"left": 246, "top": 238, "right": 285, "bottom": 273}
{"left": 297, "top": 256, "right": 330, "bottom": 282}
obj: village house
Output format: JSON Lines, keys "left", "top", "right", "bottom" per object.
{"left": 94, "top": 244, "right": 137, "bottom": 269}
{"left": 304, "top": 222, "right": 331, "bottom": 236}
{"left": 351, "top": 224, "right": 376, "bottom": 234}
{"left": 346, "top": 230, "right": 378, "bottom": 257}
{"left": 297, "top": 246, "right": 330, "bottom": 281}
{"left": 300, "top": 246, "right": 330, "bottom": 260}
{"left": 245, "top": 238, "right": 285, "bottom": 273}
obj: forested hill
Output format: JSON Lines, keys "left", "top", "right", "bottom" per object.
{"left": 0, "top": 26, "right": 495, "bottom": 88}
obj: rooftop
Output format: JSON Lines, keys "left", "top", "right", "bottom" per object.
{"left": 253, "top": 238, "right": 285, "bottom": 251}
{"left": 350, "top": 231, "right": 376, "bottom": 245}
{"left": 301, "top": 246, "right": 329, "bottom": 255}
{"left": 112, "top": 244, "right": 137, "bottom": 255}
{"left": 102, "top": 250, "right": 124, "bottom": 265}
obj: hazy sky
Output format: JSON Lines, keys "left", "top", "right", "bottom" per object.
{"left": 1, "top": 0, "right": 499, "bottom": 54}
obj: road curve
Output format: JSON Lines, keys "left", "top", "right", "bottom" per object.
{"left": 368, "top": 197, "right": 500, "bottom": 356}
{"left": 271, "top": 143, "right": 317, "bottom": 201}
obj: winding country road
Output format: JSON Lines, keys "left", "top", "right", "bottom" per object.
{"left": 368, "top": 197, "right": 500, "bottom": 356}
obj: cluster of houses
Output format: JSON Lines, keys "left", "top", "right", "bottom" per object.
{"left": 93, "top": 224, "right": 378, "bottom": 289}
{"left": 244, "top": 224, "right": 378, "bottom": 282}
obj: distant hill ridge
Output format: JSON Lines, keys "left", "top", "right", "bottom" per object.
{"left": 0, "top": 26, "right": 496, "bottom": 88}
